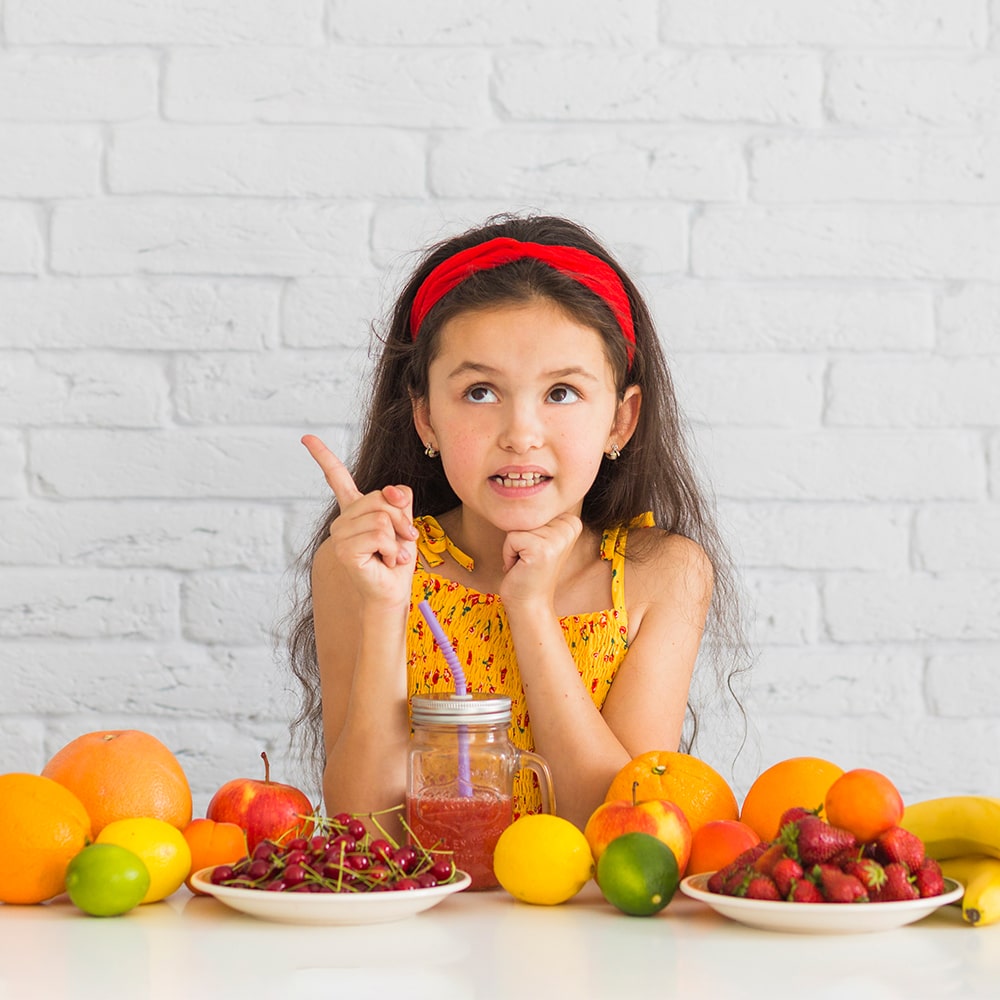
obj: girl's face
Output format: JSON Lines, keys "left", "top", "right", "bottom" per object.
{"left": 412, "top": 299, "right": 641, "bottom": 534}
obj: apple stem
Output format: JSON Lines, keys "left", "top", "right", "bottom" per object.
{"left": 261, "top": 750, "right": 271, "bottom": 784}
{"left": 632, "top": 780, "right": 639, "bottom": 807}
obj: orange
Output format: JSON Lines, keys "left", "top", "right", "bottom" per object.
{"left": 686, "top": 819, "right": 761, "bottom": 876}
{"left": 182, "top": 818, "right": 247, "bottom": 893}
{"left": 42, "top": 730, "right": 192, "bottom": 836}
{"left": 739, "top": 756, "right": 844, "bottom": 842}
{"left": 604, "top": 751, "right": 739, "bottom": 836}
{"left": 824, "top": 768, "right": 904, "bottom": 843}
{"left": 0, "top": 773, "right": 92, "bottom": 904}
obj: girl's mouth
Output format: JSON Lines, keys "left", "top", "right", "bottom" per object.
{"left": 490, "top": 472, "right": 549, "bottom": 489}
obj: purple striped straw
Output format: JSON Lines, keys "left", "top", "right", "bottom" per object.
{"left": 418, "top": 599, "right": 467, "bottom": 694}
{"left": 417, "top": 600, "right": 472, "bottom": 796}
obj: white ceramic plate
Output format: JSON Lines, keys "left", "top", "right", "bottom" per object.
{"left": 189, "top": 867, "right": 471, "bottom": 925}
{"left": 680, "top": 873, "right": 963, "bottom": 934}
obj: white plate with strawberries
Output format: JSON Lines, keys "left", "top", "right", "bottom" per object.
{"left": 680, "top": 874, "right": 963, "bottom": 934}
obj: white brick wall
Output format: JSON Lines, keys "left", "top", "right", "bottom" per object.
{"left": 2, "top": 0, "right": 998, "bottom": 813}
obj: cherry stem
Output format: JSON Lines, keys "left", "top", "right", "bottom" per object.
{"left": 215, "top": 808, "right": 457, "bottom": 893}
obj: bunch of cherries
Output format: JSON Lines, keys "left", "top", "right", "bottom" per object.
{"left": 209, "top": 812, "right": 457, "bottom": 893}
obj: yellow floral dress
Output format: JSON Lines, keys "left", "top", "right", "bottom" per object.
{"left": 406, "top": 513, "right": 654, "bottom": 816}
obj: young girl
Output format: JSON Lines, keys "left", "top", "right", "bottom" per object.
{"left": 287, "top": 214, "right": 746, "bottom": 831}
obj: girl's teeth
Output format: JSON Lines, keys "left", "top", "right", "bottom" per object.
{"left": 495, "top": 473, "right": 543, "bottom": 488}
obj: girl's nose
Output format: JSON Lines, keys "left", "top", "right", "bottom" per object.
{"left": 498, "top": 401, "right": 543, "bottom": 454}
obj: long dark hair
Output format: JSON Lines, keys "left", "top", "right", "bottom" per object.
{"left": 285, "top": 213, "right": 751, "bottom": 773}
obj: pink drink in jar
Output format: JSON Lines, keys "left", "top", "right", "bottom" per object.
{"left": 406, "top": 790, "right": 512, "bottom": 890}
{"left": 407, "top": 693, "right": 555, "bottom": 891}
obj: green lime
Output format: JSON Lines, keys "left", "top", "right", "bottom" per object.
{"left": 596, "top": 832, "right": 680, "bottom": 917}
{"left": 65, "top": 843, "right": 151, "bottom": 917}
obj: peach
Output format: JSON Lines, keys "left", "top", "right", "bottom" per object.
{"left": 824, "top": 768, "right": 904, "bottom": 843}
{"left": 687, "top": 818, "right": 761, "bottom": 876}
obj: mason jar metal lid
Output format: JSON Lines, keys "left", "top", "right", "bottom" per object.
{"left": 410, "top": 692, "right": 512, "bottom": 726}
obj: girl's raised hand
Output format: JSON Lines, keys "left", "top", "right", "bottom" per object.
{"left": 301, "top": 434, "right": 418, "bottom": 603}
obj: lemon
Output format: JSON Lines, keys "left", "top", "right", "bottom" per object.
{"left": 66, "top": 843, "right": 151, "bottom": 917}
{"left": 596, "top": 832, "right": 680, "bottom": 916}
{"left": 493, "top": 814, "right": 594, "bottom": 905}
{"left": 96, "top": 817, "right": 192, "bottom": 903}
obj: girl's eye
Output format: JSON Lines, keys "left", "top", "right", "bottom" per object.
{"left": 465, "top": 385, "right": 497, "bottom": 403}
{"left": 548, "top": 385, "right": 580, "bottom": 404}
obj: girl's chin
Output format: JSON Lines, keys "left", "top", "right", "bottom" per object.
{"left": 487, "top": 503, "right": 583, "bottom": 534}
{"left": 468, "top": 504, "right": 550, "bottom": 534}
{"left": 461, "top": 489, "right": 584, "bottom": 533}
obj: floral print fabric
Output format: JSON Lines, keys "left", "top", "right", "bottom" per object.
{"left": 406, "top": 513, "right": 653, "bottom": 815}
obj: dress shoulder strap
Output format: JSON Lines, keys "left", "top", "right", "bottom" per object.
{"left": 413, "top": 515, "right": 475, "bottom": 572}
{"left": 599, "top": 512, "right": 655, "bottom": 614}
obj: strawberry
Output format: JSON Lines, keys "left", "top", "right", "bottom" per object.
{"left": 771, "top": 856, "right": 803, "bottom": 898}
{"left": 873, "top": 862, "right": 919, "bottom": 902}
{"left": 721, "top": 866, "right": 754, "bottom": 897}
{"left": 913, "top": 857, "right": 945, "bottom": 898}
{"left": 778, "top": 805, "right": 816, "bottom": 829}
{"left": 783, "top": 815, "right": 857, "bottom": 866}
{"left": 789, "top": 878, "right": 824, "bottom": 903}
{"left": 814, "top": 863, "right": 869, "bottom": 903}
{"left": 735, "top": 841, "right": 771, "bottom": 867}
{"left": 872, "top": 826, "right": 925, "bottom": 870}
{"left": 842, "top": 858, "right": 887, "bottom": 894}
{"left": 745, "top": 875, "right": 781, "bottom": 900}
{"left": 872, "top": 826, "right": 925, "bottom": 871}
{"left": 725, "top": 841, "right": 770, "bottom": 873}
{"left": 752, "top": 842, "right": 788, "bottom": 877}
{"left": 826, "top": 847, "right": 860, "bottom": 870}
{"left": 708, "top": 842, "right": 770, "bottom": 893}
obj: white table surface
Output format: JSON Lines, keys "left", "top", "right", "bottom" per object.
{"left": 1, "top": 881, "right": 997, "bottom": 1000}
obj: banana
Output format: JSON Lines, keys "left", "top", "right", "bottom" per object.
{"left": 901, "top": 796, "right": 1000, "bottom": 861}
{"left": 938, "top": 855, "right": 1000, "bottom": 927}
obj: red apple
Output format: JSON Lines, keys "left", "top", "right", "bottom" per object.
{"left": 584, "top": 781, "right": 693, "bottom": 873}
{"left": 206, "top": 752, "right": 313, "bottom": 852}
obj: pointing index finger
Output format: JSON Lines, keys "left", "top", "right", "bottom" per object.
{"left": 301, "top": 434, "right": 362, "bottom": 505}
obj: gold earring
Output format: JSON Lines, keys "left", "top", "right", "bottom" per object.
{"left": 606, "top": 443, "right": 621, "bottom": 461}
{"left": 424, "top": 443, "right": 439, "bottom": 458}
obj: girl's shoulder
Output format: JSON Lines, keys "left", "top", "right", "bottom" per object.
{"left": 624, "top": 525, "right": 714, "bottom": 606}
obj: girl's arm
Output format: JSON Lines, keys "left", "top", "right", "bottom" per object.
{"left": 312, "top": 542, "right": 410, "bottom": 821}
{"left": 302, "top": 436, "right": 417, "bottom": 829}
{"left": 504, "top": 529, "right": 713, "bottom": 830}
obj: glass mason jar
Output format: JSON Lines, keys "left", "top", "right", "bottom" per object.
{"left": 406, "top": 692, "right": 556, "bottom": 890}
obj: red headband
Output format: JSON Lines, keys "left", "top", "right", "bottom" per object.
{"left": 409, "top": 236, "right": 635, "bottom": 367}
